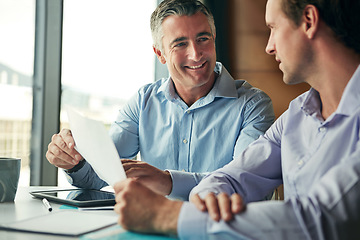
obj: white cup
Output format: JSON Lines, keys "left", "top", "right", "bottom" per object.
{"left": 0, "top": 158, "right": 21, "bottom": 202}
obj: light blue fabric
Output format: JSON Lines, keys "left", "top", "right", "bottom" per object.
{"left": 66, "top": 62, "right": 275, "bottom": 200}
{"left": 179, "top": 65, "right": 360, "bottom": 239}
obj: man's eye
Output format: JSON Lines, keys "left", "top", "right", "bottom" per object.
{"left": 174, "top": 42, "right": 186, "bottom": 48}
{"left": 198, "top": 37, "right": 210, "bottom": 42}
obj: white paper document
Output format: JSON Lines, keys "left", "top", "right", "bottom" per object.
{"left": 66, "top": 107, "right": 126, "bottom": 186}
{"left": 0, "top": 211, "right": 118, "bottom": 237}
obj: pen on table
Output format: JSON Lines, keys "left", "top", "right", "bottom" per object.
{"left": 42, "top": 198, "right": 52, "bottom": 212}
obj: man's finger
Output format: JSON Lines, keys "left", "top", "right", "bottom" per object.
{"left": 218, "top": 193, "right": 232, "bottom": 221}
{"left": 48, "top": 141, "right": 76, "bottom": 165}
{"left": 205, "top": 193, "right": 220, "bottom": 222}
{"left": 54, "top": 130, "right": 83, "bottom": 162}
{"left": 190, "top": 194, "right": 207, "bottom": 212}
{"left": 121, "top": 159, "right": 138, "bottom": 164}
{"left": 113, "top": 179, "right": 128, "bottom": 195}
{"left": 231, "top": 193, "right": 245, "bottom": 214}
{"left": 59, "top": 129, "right": 75, "bottom": 148}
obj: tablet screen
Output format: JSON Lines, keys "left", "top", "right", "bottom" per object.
{"left": 30, "top": 189, "right": 116, "bottom": 207}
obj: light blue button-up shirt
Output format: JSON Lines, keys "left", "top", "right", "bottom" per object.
{"left": 179, "top": 65, "right": 360, "bottom": 239}
{"left": 67, "top": 62, "right": 275, "bottom": 200}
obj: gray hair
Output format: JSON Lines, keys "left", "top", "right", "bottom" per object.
{"left": 150, "top": 0, "right": 216, "bottom": 52}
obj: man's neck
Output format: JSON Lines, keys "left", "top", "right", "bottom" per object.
{"left": 312, "top": 46, "right": 360, "bottom": 120}
{"left": 174, "top": 73, "right": 217, "bottom": 107}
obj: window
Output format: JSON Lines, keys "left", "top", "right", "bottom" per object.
{"left": 0, "top": 0, "right": 161, "bottom": 187}
{"left": 0, "top": 0, "right": 35, "bottom": 187}
{"left": 58, "top": 0, "right": 157, "bottom": 186}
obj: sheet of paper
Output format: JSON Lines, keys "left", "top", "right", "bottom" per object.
{"left": 0, "top": 211, "right": 117, "bottom": 237}
{"left": 66, "top": 107, "right": 126, "bottom": 186}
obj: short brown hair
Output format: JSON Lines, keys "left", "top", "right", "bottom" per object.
{"left": 281, "top": 0, "right": 360, "bottom": 54}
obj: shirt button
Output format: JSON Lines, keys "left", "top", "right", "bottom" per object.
{"left": 183, "top": 139, "right": 188, "bottom": 144}
{"left": 186, "top": 110, "right": 191, "bottom": 114}
{"left": 319, "top": 127, "right": 326, "bottom": 132}
{"left": 298, "top": 160, "right": 304, "bottom": 166}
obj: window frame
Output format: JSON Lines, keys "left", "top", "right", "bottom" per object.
{"left": 30, "top": 0, "right": 169, "bottom": 186}
{"left": 31, "top": 0, "right": 63, "bottom": 186}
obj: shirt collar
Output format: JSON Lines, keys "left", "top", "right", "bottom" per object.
{"left": 301, "top": 64, "right": 360, "bottom": 119}
{"left": 157, "top": 62, "right": 238, "bottom": 102}
{"left": 336, "top": 64, "right": 360, "bottom": 116}
{"left": 301, "top": 88, "right": 322, "bottom": 119}
{"left": 211, "top": 62, "right": 238, "bottom": 98}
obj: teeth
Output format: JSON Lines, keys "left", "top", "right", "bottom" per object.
{"left": 188, "top": 63, "right": 203, "bottom": 69}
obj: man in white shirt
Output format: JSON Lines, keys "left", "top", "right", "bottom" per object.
{"left": 113, "top": 0, "right": 360, "bottom": 239}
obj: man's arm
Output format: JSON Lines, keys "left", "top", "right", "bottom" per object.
{"left": 109, "top": 88, "right": 144, "bottom": 159}
{"left": 66, "top": 161, "right": 108, "bottom": 189}
{"left": 233, "top": 84, "right": 275, "bottom": 158}
{"left": 179, "top": 150, "right": 360, "bottom": 239}
{"left": 190, "top": 134, "right": 283, "bottom": 203}
{"left": 179, "top": 115, "right": 360, "bottom": 239}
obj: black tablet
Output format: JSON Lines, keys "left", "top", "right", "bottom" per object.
{"left": 30, "top": 189, "right": 116, "bottom": 207}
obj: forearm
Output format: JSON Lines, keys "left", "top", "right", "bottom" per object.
{"left": 182, "top": 148, "right": 360, "bottom": 239}
{"left": 153, "top": 199, "right": 183, "bottom": 236}
{"left": 190, "top": 138, "right": 283, "bottom": 203}
{"left": 65, "top": 161, "right": 108, "bottom": 189}
{"left": 178, "top": 200, "right": 310, "bottom": 240}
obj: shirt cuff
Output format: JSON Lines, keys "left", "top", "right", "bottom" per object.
{"left": 64, "top": 161, "right": 92, "bottom": 186}
{"left": 178, "top": 202, "right": 208, "bottom": 240}
{"left": 167, "top": 170, "right": 198, "bottom": 201}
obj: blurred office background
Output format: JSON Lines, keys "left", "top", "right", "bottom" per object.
{"left": 0, "top": 0, "right": 308, "bottom": 188}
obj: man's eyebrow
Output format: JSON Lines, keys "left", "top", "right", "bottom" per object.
{"left": 197, "top": 32, "right": 212, "bottom": 38}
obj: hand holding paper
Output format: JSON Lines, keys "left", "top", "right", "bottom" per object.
{"left": 66, "top": 107, "right": 126, "bottom": 186}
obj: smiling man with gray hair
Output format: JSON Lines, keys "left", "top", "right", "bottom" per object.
{"left": 46, "top": 0, "right": 274, "bottom": 202}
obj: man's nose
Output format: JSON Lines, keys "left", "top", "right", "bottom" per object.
{"left": 265, "top": 37, "right": 276, "bottom": 55}
{"left": 188, "top": 42, "right": 202, "bottom": 61}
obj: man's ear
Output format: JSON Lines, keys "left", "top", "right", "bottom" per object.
{"left": 153, "top": 46, "right": 166, "bottom": 64}
{"left": 302, "top": 5, "right": 319, "bottom": 39}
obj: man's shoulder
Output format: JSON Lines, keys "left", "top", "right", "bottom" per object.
{"left": 137, "top": 78, "right": 168, "bottom": 95}
{"left": 233, "top": 80, "right": 271, "bottom": 102}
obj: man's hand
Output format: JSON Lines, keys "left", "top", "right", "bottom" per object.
{"left": 190, "top": 192, "right": 245, "bottom": 222}
{"left": 114, "top": 178, "right": 182, "bottom": 235}
{"left": 121, "top": 159, "right": 172, "bottom": 196}
{"left": 46, "top": 129, "right": 83, "bottom": 169}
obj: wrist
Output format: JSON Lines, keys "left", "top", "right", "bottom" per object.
{"left": 65, "top": 159, "right": 86, "bottom": 173}
{"left": 153, "top": 198, "right": 182, "bottom": 236}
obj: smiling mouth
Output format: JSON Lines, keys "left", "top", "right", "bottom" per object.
{"left": 186, "top": 62, "right": 206, "bottom": 69}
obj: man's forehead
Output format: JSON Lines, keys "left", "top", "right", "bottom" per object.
{"left": 265, "top": 0, "right": 281, "bottom": 23}
{"left": 161, "top": 13, "right": 211, "bottom": 37}
{"left": 162, "top": 12, "right": 208, "bottom": 26}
